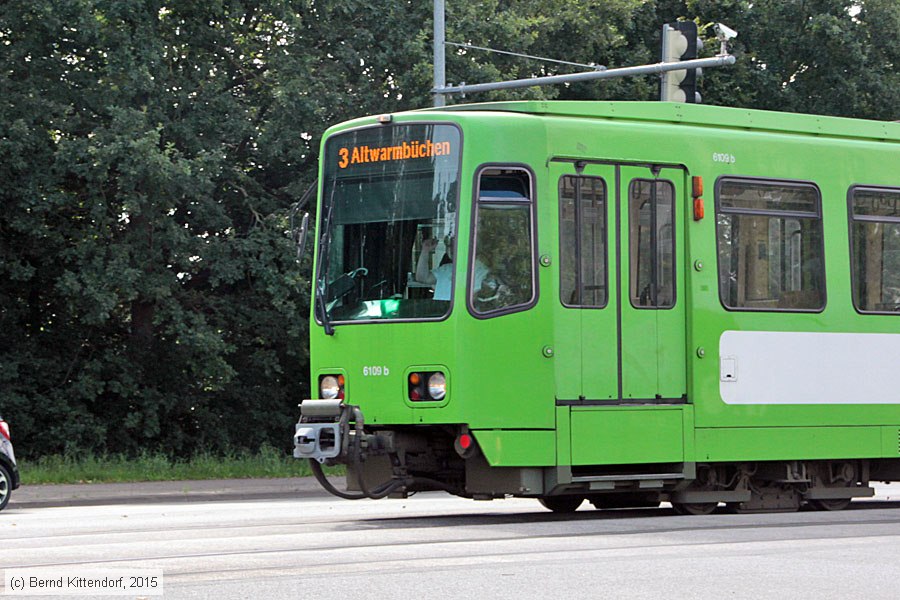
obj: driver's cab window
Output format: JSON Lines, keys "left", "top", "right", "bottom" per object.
{"left": 469, "top": 167, "right": 536, "bottom": 316}
{"left": 318, "top": 123, "right": 461, "bottom": 323}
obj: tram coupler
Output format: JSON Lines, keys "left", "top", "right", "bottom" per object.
{"left": 294, "top": 399, "right": 386, "bottom": 464}
{"left": 294, "top": 399, "right": 350, "bottom": 463}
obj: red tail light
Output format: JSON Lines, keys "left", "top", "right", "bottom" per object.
{"left": 0, "top": 420, "right": 9, "bottom": 441}
{"left": 454, "top": 431, "right": 477, "bottom": 458}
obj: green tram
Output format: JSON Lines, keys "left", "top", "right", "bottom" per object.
{"left": 294, "top": 101, "right": 900, "bottom": 514}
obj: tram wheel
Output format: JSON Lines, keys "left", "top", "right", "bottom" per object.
{"left": 671, "top": 502, "right": 717, "bottom": 516}
{"left": 538, "top": 496, "right": 584, "bottom": 513}
{"left": 806, "top": 462, "right": 856, "bottom": 512}
{"left": 808, "top": 498, "right": 851, "bottom": 511}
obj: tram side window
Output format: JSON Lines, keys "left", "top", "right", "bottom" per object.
{"left": 629, "top": 179, "right": 675, "bottom": 308}
{"left": 716, "top": 178, "right": 825, "bottom": 311}
{"left": 470, "top": 168, "right": 536, "bottom": 316}
{"left": 560, "top": 176, "right": 607, "bottom": 307}
{"left": 850, "top": 187, "right": 900, "bottom": 313}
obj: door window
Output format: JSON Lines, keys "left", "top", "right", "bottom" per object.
{"left": 560, "top": 176, "right": 608, "bottom": 308}
{"left": 629, "top": 179, "right": 675, "bottom": 308}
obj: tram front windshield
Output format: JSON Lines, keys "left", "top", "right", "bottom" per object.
{"left": 317, "top": 124, "right": 461, "bottom": 323}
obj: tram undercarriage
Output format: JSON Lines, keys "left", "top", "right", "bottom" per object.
{"left": 295, "top": 399, "right": 886, "bottom": 514}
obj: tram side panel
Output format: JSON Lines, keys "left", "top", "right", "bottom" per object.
{"left": 684, "top": 128, "right": 900, "bottom": 466}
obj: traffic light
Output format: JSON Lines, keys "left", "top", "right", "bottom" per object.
{"left": 660, "top": 22, "right": 702, "bottom": 103}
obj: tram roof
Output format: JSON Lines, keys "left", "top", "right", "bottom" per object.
{"left": 424, "top": 101, "right": 900, "bottom": 143}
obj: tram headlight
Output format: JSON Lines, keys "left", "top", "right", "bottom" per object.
{"left": 319, "top": 375, "right": 344, "bottom": 400}
{"left": 427, "top": 372, "right": 447, "bottom": 400}
{"left": 408, "top": 370, "right": 447, "bottom": 402}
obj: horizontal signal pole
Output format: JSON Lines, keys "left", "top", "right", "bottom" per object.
{"left": 432, "top": 54, "right": 735, "bottom": 97}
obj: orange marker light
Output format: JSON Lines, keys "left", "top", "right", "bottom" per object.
{"left": 691, "top": 177, "right": 705, "bottom": 221}
{"left": 409, "top": 373, "right": 421, "bottom": 386}
{"left": 692, "top": 176, "right": 704, "bottom": 198}
{"left": 693, "top": 197, "right": 705, "bottom": 221}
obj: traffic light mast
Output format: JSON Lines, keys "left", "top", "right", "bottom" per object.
{"left": 660, "top": 22, "right": 702, "bottom": 103}
{"left": 431, "top": 0, "right": 736, "bottom": 106}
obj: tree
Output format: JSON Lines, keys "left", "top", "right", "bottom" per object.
{"left": 687, "top": 0, "right": 900, "bottom": 120}
{"left": 0, "top": 0, "right": 314, "bottom": 456}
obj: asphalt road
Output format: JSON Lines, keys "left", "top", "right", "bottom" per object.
{"left": 4, "top": 480, "right": 900, "bottom": 599}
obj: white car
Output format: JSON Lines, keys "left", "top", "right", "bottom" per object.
{"left": 0, "top": 415, "right": 20, "bottom": 511}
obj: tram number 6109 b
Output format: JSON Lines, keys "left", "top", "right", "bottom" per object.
{"left": 363, "top": 365, "right": 390, "bottom": 376}
{"left": 713, "top": 152, "right": 736, "bottom": 164}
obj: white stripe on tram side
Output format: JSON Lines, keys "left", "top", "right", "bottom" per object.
{"left": 719, "top": 330, "right": 900, "bottom": 405}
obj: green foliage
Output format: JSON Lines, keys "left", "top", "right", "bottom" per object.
{"left": 1, "top": 0, "right": 896, "bottom": 462}
{"left": 1, "top": 1, "right": 314, "bottom": 458}
{"left": 689, "top": 0, "right": 900, "bottom": 119}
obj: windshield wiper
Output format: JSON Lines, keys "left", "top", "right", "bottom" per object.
{"left": 316, "top": 185, "right": 338, "bottom": 336}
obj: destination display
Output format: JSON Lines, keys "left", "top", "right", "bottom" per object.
{"left": 323, "top": 124, "right": 460, "bottom": 226}
{"left": 338, "top": 139, "right": 453, "bottom": 169}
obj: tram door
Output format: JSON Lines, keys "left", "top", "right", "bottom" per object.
{"left": 551, "top": 162, "right": 686, "bottom": 403}
{"left": 552, "top": 163, "right": 618, "bottom": 401}
{"left": 618, "top": 166, "right": 686, "bottom": 402}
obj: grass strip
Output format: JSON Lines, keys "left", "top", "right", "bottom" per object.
{"left": 18, "top": 445, "right": 343, "bottom": 485}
